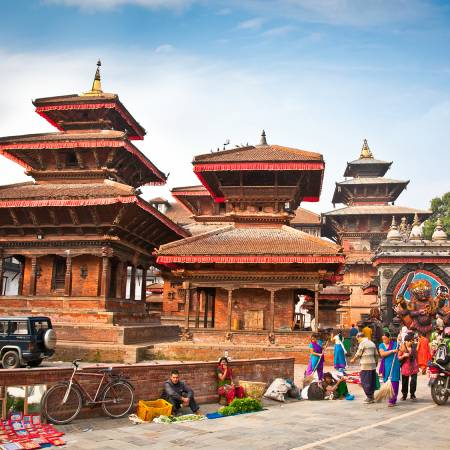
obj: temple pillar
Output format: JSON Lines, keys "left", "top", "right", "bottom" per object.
{"left": 227, "top": 289, "right": 233, "bottom": 332}
{"left": 115, "top": 261, "right": 124, "bottom": 299}
{"left": 195, "top": 290, "right": 202, "bottom": 328}
{"left": 64, "top": 254, "right": 72, "bottom": 297}
{"left": 184, "top": 282, "right": 191, "bottom": 329}
{"left": 269, "top": 289, "right": 276, "bottom": 333}
{"left": 100, "top": 256, "right": 111, "bottom": 299}
{"left": 314, "top": 284, "right": 320, "bottom": 332}
{"left": 140, "top": 268, "right": 147, "bottom": 301}
{"left": 0, "top": 257, "right": 4, "bottom": 296}
{"left": 18, "top": 260, "right": 24, "bottom": 296}
{"left": 129, "top": 265, "right": 136, "bottom": 300}
{"left": 29, "top": 256, "right": 37, "bottom": 296}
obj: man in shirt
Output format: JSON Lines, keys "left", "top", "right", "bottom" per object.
{"left": 161, "top": 369, "right": 200, "bottom": 415}
{"left": 351, "top": 332, "right": 379, "bottom": 404}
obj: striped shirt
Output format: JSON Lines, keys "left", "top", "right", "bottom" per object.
{"left": 355, "top": 338, "right": 378, "bottom": 370}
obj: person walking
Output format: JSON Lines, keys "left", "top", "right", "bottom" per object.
{"left": 351, "top": 332, "right": 378, "bottom": 404}
{"left": 349, "top": 324, "right": 358, "bottom": 354}
{"left": 398, "top": 333, "right": 419, "bottom": 401}
{"left": 332, "top": 331, "right": 347, "bottom": 371}
{"left": 379, "top": 332, "right": 401, "bottom": 407}
{"left": 305, "top": 334, "right": 324, "bottom": 380}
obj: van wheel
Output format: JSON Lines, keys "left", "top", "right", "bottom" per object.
{"left": 2, "top": 351, "right": 20, "bottom": 369}
{"left": 28, "top": 359, "right": 43, "bottom": 368}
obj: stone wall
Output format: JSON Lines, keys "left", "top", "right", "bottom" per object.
{"left": 0, "top": 358, "right": 294, "bottom": 417}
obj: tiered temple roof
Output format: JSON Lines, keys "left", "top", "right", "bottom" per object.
{"left": 323, "top": 140, "right": 431, "bottom": 244}
{"left": 0, "top": 62, "right": 187, "bottom": 264}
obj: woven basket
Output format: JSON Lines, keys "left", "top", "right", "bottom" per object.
{"left": 239, "top": 380, "right": 267, "bottom": 400}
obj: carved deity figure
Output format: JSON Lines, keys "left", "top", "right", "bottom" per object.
{"left": 395, "top": 278, "right": 437, "bottom": 335}
{"left": 436, "top": 285, "right": 450, "bottom": 327}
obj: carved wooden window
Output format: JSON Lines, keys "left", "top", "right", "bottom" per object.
{"left": 52, "top": 256, "right": 66, "bottom": 291}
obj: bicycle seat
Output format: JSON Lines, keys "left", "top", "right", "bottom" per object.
{"left": 98, "top": 367, "right": 113, "bottom": 373}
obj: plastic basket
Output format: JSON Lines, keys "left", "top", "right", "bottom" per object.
{"left": 238, "top": 380, "right": 266, "bottom": 400}
{"left": 136, "top": 399, "right": 173, "bottom": 422}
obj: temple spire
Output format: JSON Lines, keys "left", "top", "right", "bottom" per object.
{"left": 259, "top": 130, "right": 267, "bottom": 146}
{"left": 432, "top": 217, "right": 447, "bottom": 241}
{"left": 386, "top": 216, "right": 401, "bottom": 241}
{"left": 84, "top": 60, "right": 103, "bottom": 96}
{"left": 360, "top": 138, "right": 373, "bottom": 159}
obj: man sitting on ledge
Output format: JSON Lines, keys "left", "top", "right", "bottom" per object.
{"left": 161, "top": 369, "right": 201, "bottom": 415}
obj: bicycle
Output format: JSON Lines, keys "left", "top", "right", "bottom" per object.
{"left": 41, "top": 359, "right": 135, "bottom": 424}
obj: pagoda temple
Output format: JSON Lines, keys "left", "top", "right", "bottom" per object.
{"left": 322, "top": 139, "right": 431, "bottom": 326}
{"left": 154, "top": 131, "right": 348, "bottom": 354}
{"left": 0, "top": 62, "right": 188, "bottom": 362}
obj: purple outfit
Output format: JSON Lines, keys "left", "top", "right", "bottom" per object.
{"left": 306, "top": 340, "right": 324, "bottom": 380}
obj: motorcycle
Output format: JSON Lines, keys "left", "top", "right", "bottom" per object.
{"left": 429, "top": 361, "right": 450, "bottom": 405}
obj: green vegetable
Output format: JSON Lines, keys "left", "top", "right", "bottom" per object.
{"left": 219, "top": 397, "right": 263, "bottom": 416}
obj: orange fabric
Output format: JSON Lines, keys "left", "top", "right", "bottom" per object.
{"left": 417, "top": 336, "right": 431, "bottom": 369}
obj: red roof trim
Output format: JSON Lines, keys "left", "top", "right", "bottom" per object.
{"left": 35, "top": 103, "right": 144, "bottom": 140}
{"left": 157, "top": 255, "right": 345, "bottom": 264}
{"left": 194, "top": 162, "right": 324, "bottom": 171}
{"left": 172, "top": 190, "right": 211, "bottom": 197}
{"left": 0, "top": 195, "right": 188, "bottom": 238}
{"left": 0, "top": 196, "right": 136, "bottom": 208}
{"left": 135, "top": 198, "right": 189, "bottom": 238}
{"left": 0, "top": 140, "right": 165, "bottom": 184}
{"left": 36, "top": 109, "right": 64, "bottom": 131}
{"left": 194, "top": 171, "right": 225, "bottom": 203}
{"left": 373, "top": 257, "right": 450, "bottom": 267}
{"left": 0, "top": 150, "right": 32, "bottom": 171}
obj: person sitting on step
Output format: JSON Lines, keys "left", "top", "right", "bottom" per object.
{"left": 161, "top": 369, "right": 201, "bottom": 415}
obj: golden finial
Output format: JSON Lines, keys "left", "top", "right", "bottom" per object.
{"left": 83, "top": 59, "right": 103, "bottom": 96}
{"left": 360, "top": 139, "right": 373, "bottom": 159}
{"left": 412, "top": 212, "right": 420, "bottom": 227}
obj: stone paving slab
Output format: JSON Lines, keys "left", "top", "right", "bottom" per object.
{"left": 59, "top": 370, "right": 446, "bottom": 450}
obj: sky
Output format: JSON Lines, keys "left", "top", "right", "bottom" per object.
{"left": 1, "top": 0, "right": 449, "bottom": 213}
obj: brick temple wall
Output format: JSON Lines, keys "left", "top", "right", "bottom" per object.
{"left": 0, "top": 358, "right": 294, "bottom": 416}
{"left": 214, "top": 288, "right": 294, "bottom": 330}
{"left": 71, "top": 255, "right": 101, "bottom": 297}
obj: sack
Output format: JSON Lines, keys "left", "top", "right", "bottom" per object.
{"left": 435, "top": 343, "right": 450, "bottom": 365}
{"left": 307, "top": 382, "right": 325, "bottom": 401}
{"left": 264, "top": 378, "right": 290, "bottom": 402}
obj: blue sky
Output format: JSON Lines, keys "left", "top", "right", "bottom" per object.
{"left": 1, "top": 0, "right": 450, "bottom": 213}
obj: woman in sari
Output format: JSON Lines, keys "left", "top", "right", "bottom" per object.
{"left": 217, "top": 357, "right": 245, "bottom": 405}
{"left": 305, "top": 334, "right": 324, "bottom": 380}
{"left": 332, "top": 331, "right": 347, "bottom": 371}
{"left": 378, "top": 331, "right": 400, "bottom": 407}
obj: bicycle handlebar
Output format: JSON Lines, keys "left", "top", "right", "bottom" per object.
{"left": 72, "top": 359, "right": 81, "bottom": 368}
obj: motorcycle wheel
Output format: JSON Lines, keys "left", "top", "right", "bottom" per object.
{"left": 431, "top": 376, "right": 449, "bottom": 405}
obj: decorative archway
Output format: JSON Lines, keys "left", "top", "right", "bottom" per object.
{"left": 384, "top": 263, "right": 450, "bottom": 324}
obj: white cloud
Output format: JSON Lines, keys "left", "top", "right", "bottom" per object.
{"left": 230, "top": 0, "right": 435, "bottom": 27}
{"left": 155, "top": 44, "right": 175, "bottom": 53}
{"left": 45, "top": 0, "right": 196, "bottom": 11}
{"left": 236, "top": 17, "right": 265, "bottom": 30}
{"left": 262, "top": 25, "right": 297, "bottom": 37}
{"left": 217, "top": 7, "right": 232, "bottom": 15}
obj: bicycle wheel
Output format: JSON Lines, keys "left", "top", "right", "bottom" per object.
{"left": 43, "top": 382, "right": 83, "bottom": 424}
{"left": 101, "top": 381, "right": 134, "bottom": 418}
